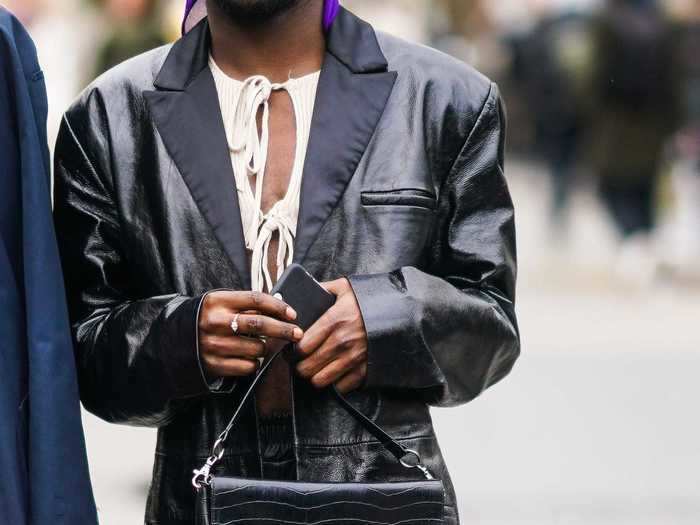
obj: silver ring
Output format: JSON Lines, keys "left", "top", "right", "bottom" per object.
{"left": 230, "top": 313, "right": 241, "bottom": 335}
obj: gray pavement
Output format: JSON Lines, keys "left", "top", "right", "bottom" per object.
{"left": 82, "top": 163, "right": 700, "bottom": 524}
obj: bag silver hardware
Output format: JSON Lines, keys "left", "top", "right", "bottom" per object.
{"left": 192, "top": 436, "right": 228, "bottom": 489}
{"left": 399, "top": 449, "right": 436, "bottom": 480}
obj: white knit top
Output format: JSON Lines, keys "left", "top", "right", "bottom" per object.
{"left": 209, "top": 56, "right": 321, "bottom": 292}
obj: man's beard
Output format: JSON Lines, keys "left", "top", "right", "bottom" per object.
{"left": 209, "top": 0, "right": 305, "bottom": 24}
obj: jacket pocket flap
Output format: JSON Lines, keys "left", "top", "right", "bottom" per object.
{"left": 361, "top": 189, "right": 437, "bottom": 210}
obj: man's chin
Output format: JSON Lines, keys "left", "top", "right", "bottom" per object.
{"left": 209, "top": 0, "right": 303, "bottom": 23}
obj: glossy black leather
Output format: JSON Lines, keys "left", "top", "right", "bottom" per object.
{"left": 53, "top": 7, "right": 519, "bottom": 525}
{"left": 205, "top": 478, "right": 444, "bottom": 525}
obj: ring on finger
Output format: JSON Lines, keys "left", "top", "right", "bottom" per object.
{"left": 257, "top": 337, "right": 267, "bottom": 366}
{"left": 230, "top": 313, "right": 241, "bottom": 335}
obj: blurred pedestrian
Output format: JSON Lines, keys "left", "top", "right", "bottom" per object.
{"left": 433, "top": 0, "right": 507, "bottom": 79}
{"left": 512, "top": 5, "right": 593, "bottom": 228}
{"left": 92, "top": 0, "right": 166, "bottom": 78}
{"left": 2, "top": 0, "right": 43, "bottom": 26}
{"left": 345, "top": 0, "right": 430, "bottom": 43}
{"left": 16, "top": 0, "right": 101, "bottom": 149}
{"left": 661, "top": 3, "right": 700, "bottom": 278}
{"left": 590, "top": 0, "right": 676, "bottom": 239}
{"left": 672, "top": 2, "right": 700, "bottom": 135}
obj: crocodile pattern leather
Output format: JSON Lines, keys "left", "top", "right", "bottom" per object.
{"left": 207, "top": 478, "right": 444, "bottom": 525}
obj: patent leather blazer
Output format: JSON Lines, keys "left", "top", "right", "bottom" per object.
{"left": 54, "top": 8, "right": 520, "bottom": 525}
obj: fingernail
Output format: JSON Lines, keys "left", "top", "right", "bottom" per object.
{"left": 293, "top": 327, "right": 303, "bottom": 340}
{"left": 286, "top": 307, "right": 297, "bottom": 320}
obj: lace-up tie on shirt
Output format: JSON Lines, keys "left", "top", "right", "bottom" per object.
{"left": 209, "top": 58, "right": 321, "bottom": 292}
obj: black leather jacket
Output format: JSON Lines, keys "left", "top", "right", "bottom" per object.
{"left": 54, "top": 8, "right": 519, "bottom": 525}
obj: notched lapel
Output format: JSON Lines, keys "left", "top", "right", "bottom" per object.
{"left": 295, "top": 9, "right": 397, "bottom": 264}
{"left": 143, "top": 10, "right": 396, "bottom": 285}
{"left": 144, "top": 21, "right": 250, "bottom": 289}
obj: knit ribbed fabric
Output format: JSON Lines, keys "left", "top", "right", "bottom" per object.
{"left": 209, "top": 56, "right": 320, "bottom": 292}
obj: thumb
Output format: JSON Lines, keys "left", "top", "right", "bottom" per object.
{"left": 321, "top": 278, "right": 348, "bottom": 296}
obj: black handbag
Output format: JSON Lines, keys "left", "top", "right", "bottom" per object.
{"left": 192, "top": 349, "right": 445, "bottom": 525}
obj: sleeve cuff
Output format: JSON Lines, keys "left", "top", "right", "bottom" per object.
{"left": 161, "top": 293, "right": 235, "bottom": 398}
{"left": 348, "top": 272, "right": 443, "bottom": 391}
{"left": 195, "top": 291, "right": 236, "bottom": 394}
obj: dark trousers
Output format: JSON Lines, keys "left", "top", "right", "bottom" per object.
{"left": 599, "top": 176, "right": 656, "bottom": 237}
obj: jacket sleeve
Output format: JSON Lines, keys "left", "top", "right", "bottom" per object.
{"left": 53, "top": 113, "right": 224, "bottom": 427}
{"left": 348, "top": 84, "right": 519, "bottom": 407}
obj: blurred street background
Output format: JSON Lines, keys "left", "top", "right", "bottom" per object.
{"left": 5, "top": 0, "right": 700, "bottom": 523}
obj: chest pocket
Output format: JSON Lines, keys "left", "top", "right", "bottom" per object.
{"left": 358, "top": 188, "right": 437, "bottom": 270}
{"left": 361, "top": 188, "right": 437, "bottom": 211}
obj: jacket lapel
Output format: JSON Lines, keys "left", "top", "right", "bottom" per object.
{"left": 144, "top": 9, "right": 396, "bottom": 285}
{"left": 294, "top": 8, "right": 397, "bottom": 264}
{"left": 145, "top": 21, "right": 251, "bottom": 289}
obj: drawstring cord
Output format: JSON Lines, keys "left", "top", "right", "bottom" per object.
{"left": 227, "top": 74, "right": 303, "bottom": 292}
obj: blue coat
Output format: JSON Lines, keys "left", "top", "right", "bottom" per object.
{"left": 0, "top": 8, "right": 98, "bottom": 524}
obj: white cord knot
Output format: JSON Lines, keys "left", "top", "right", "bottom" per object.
{"left": 230, "top": 75, "right": 276, "bottom": 177}
{"left": 251, "top": 203, "right": 296, "bottom": 292}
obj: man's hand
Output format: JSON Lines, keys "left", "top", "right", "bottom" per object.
{"left": 199, "top": 291, "right": 303, "bottom": 377}
{"left": 296, "top": 278, "right": 368, "bottom": 393}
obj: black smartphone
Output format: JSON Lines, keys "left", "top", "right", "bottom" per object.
{"left": 270, "top": 264, "right": 336, "bottom": 332}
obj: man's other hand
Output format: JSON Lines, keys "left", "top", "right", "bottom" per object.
{"left": 296, "top": 278, "right": 368, "bottom": 394}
